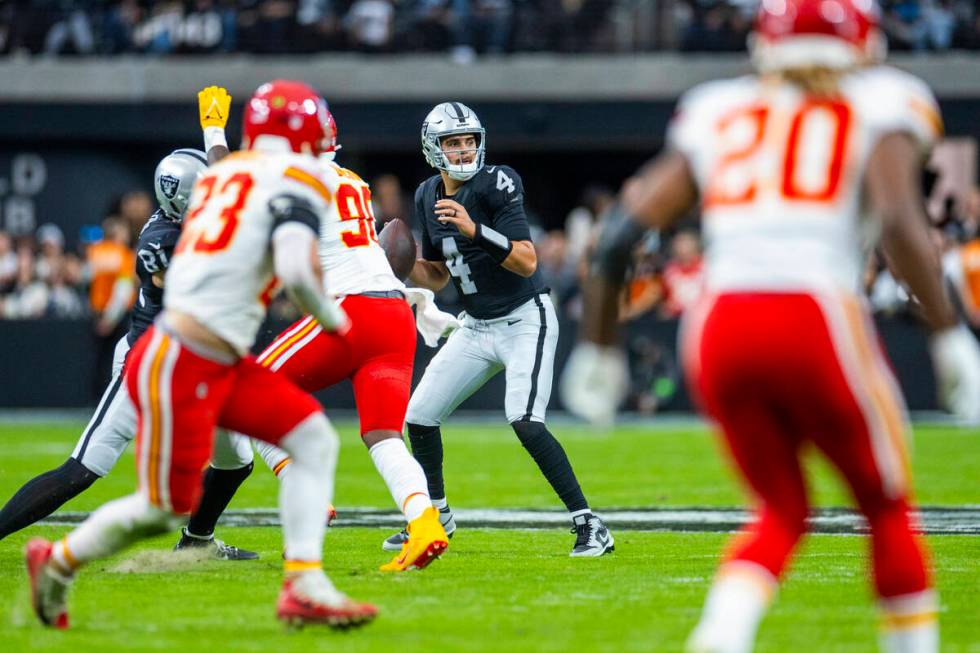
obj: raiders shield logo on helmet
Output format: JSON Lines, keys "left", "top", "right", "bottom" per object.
{"left": 159, "top": 174, "right": 180, "bottom": 199}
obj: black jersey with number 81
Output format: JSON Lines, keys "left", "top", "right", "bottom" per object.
{"left": 415, "top": 164, "right": 546, "bottom": 319}
{"left": 128, "top": 209, "right": 182, "bottom": 344}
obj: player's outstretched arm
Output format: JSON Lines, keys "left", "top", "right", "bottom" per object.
{"left": 867, "top": 132, "right": 980, "bottom": 421}
{"left": 198, "top": 85, "right": 232, "bottom": 164}
{"left": 867, "top": 133, "right": 955, "bottom": 332}
{"left": 582, "top": 151, "right": 697, "bottom": 346}
{"left": 561, "top": 151, "right": 697, "bottom": 425}
{"left": 270, "top": 196, "right": 349, "bottom": 333}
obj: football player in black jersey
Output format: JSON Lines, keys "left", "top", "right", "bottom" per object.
{"left": 0, "top": 90, "right": 259, "bottom": 560}
{"left": 383, "top": 102, "right": 614, "bottom": 557}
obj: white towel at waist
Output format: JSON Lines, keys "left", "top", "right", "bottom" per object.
{"left": 402, "top": 287, "right": 460, "bottom": 347}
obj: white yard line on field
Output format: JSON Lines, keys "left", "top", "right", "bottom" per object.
{"left": 37, "top": 506, "right": 980, "bottom": 535}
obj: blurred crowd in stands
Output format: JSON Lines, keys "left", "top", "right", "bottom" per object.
{"left": 4, "top": 170, "right": 980, "bottom": 322}
{"left": 0, "top": 190, "right": 152, "bottom": 327}
{"left": 2, "top": 165, "right": 979, "bottom": 411}
{"left": 2, "top": 0, "right": 980, "bottom": 58}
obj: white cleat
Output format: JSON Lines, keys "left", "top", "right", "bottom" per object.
{"left": 569, "top": 513, "right": 615, "bottom": 557}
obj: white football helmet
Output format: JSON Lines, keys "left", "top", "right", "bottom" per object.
{"left": 154, "top": 148, "right": 207, "bottom": 220}
{"left": 421, "top": 102, "right": 486, "bottom": 181}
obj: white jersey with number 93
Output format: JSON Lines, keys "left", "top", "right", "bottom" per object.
{"left": 165, "top": 151, "right": 399, "bottom": 355}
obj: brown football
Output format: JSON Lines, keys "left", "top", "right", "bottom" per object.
{"left": 378, "top": 218, "right": 417, "bottom": 281}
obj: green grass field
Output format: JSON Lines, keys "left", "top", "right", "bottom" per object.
{"left": 0, "top": 420, "right": 977, "bottom": 652}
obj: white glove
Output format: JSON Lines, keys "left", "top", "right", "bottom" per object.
{"left": 560, "top": 342, "right": 629, "bottom": 427}
{"left": 929, "top": 324, "right": 980, "bottom": 423}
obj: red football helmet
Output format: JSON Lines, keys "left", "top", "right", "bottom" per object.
{"left": 750, "top": 0, "right": 885, "bottom": 72}
{"left": 242, "top": 80, "right": 338, "bottom": 157}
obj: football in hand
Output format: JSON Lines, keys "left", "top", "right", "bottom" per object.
{"left": 378, "top": 218, "right": 417, "bottom": 281}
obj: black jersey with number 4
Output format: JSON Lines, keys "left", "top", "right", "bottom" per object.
{"left": 415, "top": 164, "right": 546, "bottom": 319}
{"left": 127, "top": 209, "right": 181, "bottom": 344}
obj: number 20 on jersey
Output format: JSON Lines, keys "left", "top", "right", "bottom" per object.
{"left": 704, "top": 98, "right": 851, "bottom": 208}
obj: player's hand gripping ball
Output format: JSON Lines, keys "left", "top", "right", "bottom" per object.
{"left": 379, "top": 218, "right": 417, "bottom": 281}
{"left": 198, "top": 86, "right": 232, "bottom": 130}
{"left": 434, "top": 199, "right": 476, "bottom": 239}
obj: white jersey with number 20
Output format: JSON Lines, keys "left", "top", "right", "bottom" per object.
{"left": 668, "top": 65, "right": 942, "bottom": 296}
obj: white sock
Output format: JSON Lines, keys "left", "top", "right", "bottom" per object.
{"left": 879, "top": 590, "right": 939, "bottom": 653}
{"left": 687, "top": 561, "right": 777, "bottom": 653}
{"left": 277, "top": 413, "right": 338, "bottom": 562}
{"left": 368, "top": 438, "right": 431, "bottom": 522}
{"left": 432, "top": 497, "right": 449, "bottom": 511}
{"left": 181, "top": 527, "right": 213, "bottom": 542}
{"left": 52, "top": 493, "right": 180, "bottom": 574}
{"left": 253, "top": 436, "right": 292, "bottom": 479}
{"left": 570, "top": 508, "right": 592, "bottom": 520}
{"left": 290, "top": 568, "right": 347, "bottom": 606}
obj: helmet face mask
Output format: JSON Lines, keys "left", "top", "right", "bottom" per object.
{"left": 421, "top": 102, "right": 486, "bottom": 181}
{"left": 154, "top": 148, "right": 207, "bottom": 221}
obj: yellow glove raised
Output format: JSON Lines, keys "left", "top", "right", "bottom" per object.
{"left": 198, "top": 86, "right": 231, "bottom": 130}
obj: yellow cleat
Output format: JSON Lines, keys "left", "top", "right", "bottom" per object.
{"left": 379, "top": 507, "right": 448, "bottom": 572}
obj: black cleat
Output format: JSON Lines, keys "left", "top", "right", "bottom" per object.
{"left": 570, "top": 513, "right": 615, "bottom": 557}
{"left": 174, "top": 528, "right": 259, "bottom": 561}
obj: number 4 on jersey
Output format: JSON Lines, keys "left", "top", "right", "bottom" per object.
{"left": 496, "top": 169, "right": 516, "bottom": 194}
{"left": 442, "top": 237, "right": 477, "bottom": 295}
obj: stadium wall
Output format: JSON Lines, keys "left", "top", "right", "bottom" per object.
{"left": 2, "top": 54, "right": 980, "bottom": 102}
{"left": 0, "top": 54, "right": 965, "bottom": 410}
{"left": 0, "top": 315, "right": 939, "bottom": 410}
{"left": 3, "top": 54, "right": 980, "bottom": 239}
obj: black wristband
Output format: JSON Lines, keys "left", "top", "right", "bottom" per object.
{"left": 590, "top": 203, "right": 652, "bottom": 284}
{"left": 474, "top": 223, "right": 513, "bottom": 264}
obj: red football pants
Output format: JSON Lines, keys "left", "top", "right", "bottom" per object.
{"left": 255, "top": 295, "right": 416, "bottom": 434}
{"left": 681, "top": 292, "right": 931, "bottom": 599}
{"left": 125, "top": 326, "right": 322, "bottom": 514}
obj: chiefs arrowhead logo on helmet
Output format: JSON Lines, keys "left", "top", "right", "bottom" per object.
{"left": 242, "top": 80, "right": 339, "bottom": 157}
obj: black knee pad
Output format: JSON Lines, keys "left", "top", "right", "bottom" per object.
{"left": 202, "top": 460, "right": 253, "bottom": 486}
{"left": 511, "top": 419, "right": 548, "bottom": 444}
{"left": 64, "top": 457, "right": 101, "bottom": 490}
{"left": 407, "top": 423, "right": 440, "bottom": 443}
